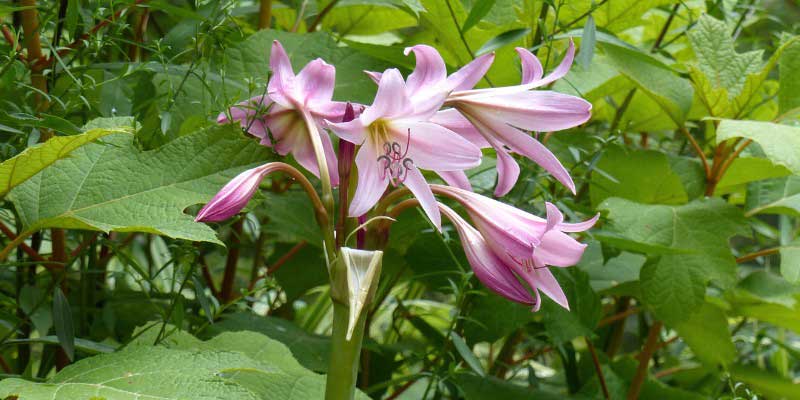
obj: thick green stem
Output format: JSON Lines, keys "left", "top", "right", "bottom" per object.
{"left": 299, "top": 111, "right": 336, "bottom": 262}
{"left": 325, "top": 302, "right": 367, "bottom": 400}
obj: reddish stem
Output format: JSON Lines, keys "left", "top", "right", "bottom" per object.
{"left": 220, "top": 219, "right": 243, "bottom": 303}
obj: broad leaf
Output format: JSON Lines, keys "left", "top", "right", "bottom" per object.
{"left": 672, "top": 302, "right": 735, "bottom": 366}
{"left": 202, "top": 313, "right": 331, "bottom": 372}
{"left": 590, "top": 145, "right": 688, "bottom": 207}
{"left": 781, "top": 239, "right": 800, "bottom": 283}
{"left": 322, "top": 1, "right": 418, "bottom": 35}
{"left": 729, "top": 364, "right": 800, "bottom": 399}
{"left": 716, "top": 119, "right": 800, "bottom": 175}
{"left": 745, "top": 176, "right": 800, "bottom": 217}
{"left": 579, "top": 241, "right": 645, "bottom": 292}
{"left": 778, "top": 36, "right": 800, "bottom": 114}
{"left": 8, "top": 125, "right": 271, "bottom": 244}
{"left": 0, "top": 126, "right": 126, "bottom": 197}
{"left": 599, "top": 198, "right": 748, "bottom": 324}
{"left": 541, "top": 268, "right": 602, "bottom": 343}
{"left": 462, "top": 289, "right": 535, "bottom": 344}
{"left": 601, "top": 42, "right": 694, "bottom": 124}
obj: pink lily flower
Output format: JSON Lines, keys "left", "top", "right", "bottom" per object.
{"left": 435, "top": 185, "right": 597, "bottom": 309}
{"left": 218, "top": 40, "right": 344, "bottom": 186}
{"left": 444, "top": 41, "right": 591, "bottom": 196}
{"left": 326, "top": 69, "right": 482, "bottom": 229}
{"left": 379, "top": 41, "right": 590, "bottom": 196}
{"left": 196, "top": 163, "right": 282, "bottom": 222}
{"left": 439, "top": 203, "right": 539, "bottom": 308}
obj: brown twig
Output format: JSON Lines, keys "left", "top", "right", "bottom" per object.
{"left": 247, "top": 240, "right": 308, "bottom": 291}
{"left": 33, "top": 0, "right": 148, "bottom": 70}
{"left": 307, "top": 0, "right": 339, "bottom": 32}
{"left": 586, "top": 337, "right": 610, "bottom": 400}
{"left": 258, "top": 0, "right": 273, "bottom": 29}
{"left": 598, "top": 307, "right": 640, "bottom": 328}
{"left": 0, "top": 223, "right": 44, "bottom": 262}
{"left": 627, "top": 321, "right": 663, "bottom": 400}
{"left": 69, "top": 233, "right": 98, "bottom": 259}
{"left": 653, "top": 365, "right": 685, "bottom": 379}
{"left": 220, "top": 219, "right": 244, "bottom": 303}
{"left": 736, "top": 247, "right": 779, "bottom": 264}
{"left": 678, "top": 126, "right": 710, "bottom": 178}
{"left": 197, "top": 253, "right": 220, "bottom": 299}
{"left": 705, "top": 139, "right": 752, "bottom": 196}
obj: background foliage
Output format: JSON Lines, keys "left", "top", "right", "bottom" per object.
{"left": 0, "top": 0, "right": 799, "bottom": 399}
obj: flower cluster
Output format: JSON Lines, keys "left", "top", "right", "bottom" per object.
{"left": 198, "top": 40, "right": 596, "bottom": 311}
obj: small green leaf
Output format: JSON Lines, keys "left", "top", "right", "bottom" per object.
{"left": 450, "top": 332, "right": 485, "bottom": 377}
{"left": 476, "top": 28, "right": 531, "bottom": 56}
{"left": 3, "top": 336, "right": 115, "bottom": 355}
{"left": 672, "top": 302, "right": 735, "bottom": 366}
{"left": 52, "top": 288, "right": 75, "bottom": 361}
{"left": 461, "top": 0, "right": 496, "bottom": 33}
{"left": 577, "top": 15, "right": 596, "bottom": 69}
{"left": 192, "top": 276, "right": 215, "bottom": 324}
{"left": 729, "top": 364, "right": 800, "bottom": 399}
{"left": 716, "top": 119, "right": 800, "bottom": 175}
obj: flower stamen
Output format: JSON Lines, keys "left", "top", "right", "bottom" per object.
{"left": 377, "top": 129, "right": 414, "bottom": 186}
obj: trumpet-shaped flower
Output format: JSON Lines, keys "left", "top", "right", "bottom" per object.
{"left": 218, "top": 40, "right": 344, "bottom": 186}
{"left": 195, "top": 163, "right": 281, "bottom": 222}
{"left": 439, "top": 203, "right": 539, "bottom": 308}
{"left": 435, "top": 185, "right": 597, "bottom": 309}
{"left": 381, "top": 41, "right": 590, "bottom": 196}
{"left": 327, "top": 69, "right": 482, "bottom": 229}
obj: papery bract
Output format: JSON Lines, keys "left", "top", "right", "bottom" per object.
{"left": 326, "top": 69, "right": 482, "bottom": 229}
{"left": 218, "top": 40, "right": 345, "bottom": 186}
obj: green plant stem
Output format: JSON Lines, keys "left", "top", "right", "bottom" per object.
{"left": 299, "top": 111, "right": 336, "bottom": 262}
{"left": 325, "top": 302, "right": 367, "bottom": 400}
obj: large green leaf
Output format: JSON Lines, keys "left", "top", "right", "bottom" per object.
{"left": 557, "top": 0, "right": 673, "bottom": 33}
{"left": 0, "top": 329, "right": 369, "bottom": 399}
{"left": 202, "top": 313, "right": 330, "bottom": 372}
{"left": 600, "top": 42, "right": 694, "bottom": 124}
{"left": 729, "top": 364, "right": 800, "bottom": 400}
{"left": 671, "top": 302, "right": 735, "bottom": 366}
{"left": 781, "top": 239, "right": 800, "bottom": 284}
{"left": 0, "top": 126, "right": 127, "bottom": 197}
{"left": 727, "top": 272, "right": 800, "bottom": 333}
{"left": 599, "top": 198, "right": 748, "bottom": 324}
{"left": 322, "top": 1, "right": 418, "bottom": 35}
{"left": 8, "top": 125, "right": 271, "bottom": 244}
{"left": 745, "top": 176, "right": 800, "bottom": 217}
{"left": 778, "top": 36, "right": 800, "bottom": 114}
{"left": 716, "top": 157, "right": 792, "bottom": 195}
{"left": 462, "top": 289, "right": 535, "bottom": 344}
{"left": 590, "top": 145, "right": 688, "bottom": 207}
{"left": 716, "top": 119, "right": 800, "bottom": 175}
{"left": 687, "top": 17, "right": 797, "bottom": 118}
{"left": 579, "top": 241, "right": 645, "bottom": 292}
{"left": 453, "top": 372, "right": 579, "bottom": 400}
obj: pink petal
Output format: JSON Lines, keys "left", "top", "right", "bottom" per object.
{"left": 349, "top": 143, "right": 390, "bottom": 217}
{"left": 312, "top": 101, "right": 352, "bottom": 121}
{"left": 467, "top": 107, "right": 576, "bottom": 193}
{"left": 326, "top": 118, "right": 368, "bottom": 145}
{"left": 268, "top": 40, "right": 296, "bottom": 108}
{"left": 429, "top": 109, "right": 490, "bottom": 148}
{"left": 392, "top": 121, "right": 482, "bottom": 172}
{"left": 404, "top": 45, "right": 447, "bottom": 97}
{"left": 364, "top": 70, "right": 382, "bottom": 84}
{"left": 493, "top": 146, "right": 520, "bottom": 197}
{"left": 558, "top": 213, "right": 599, "bottom": 233}
{"left": 461, "top": 90, "right": 591, "bottom": 132}
{"left": 526, "top": 39, "right": 575, "bottom": 89}
{"left": 436, "top": 170, "right": 473, "bottom": 191}
{"left": 403, "top": 166, "right": 441, "bottom": 230}
{"left": 446, "top": 52, "right": 495, "bottom": 92}
{"left": 533, "top": 268, "right": 569, "bottom": 310}
{"left": 441, "top": 205, "right": 535, "bottom": 306}
{"left": 196, "top": 163, "right": 276, "bottom": 222}
{"left": 295, "top": 58, "right": 335, "bottom": 106}
{"left": 545, "top": 202, "right": 563, "bottom": 231}
{"left": 516, "top": 47, "right": 543, "bottom": 84}
{"left": 535, "top": 230, "right": 588, "bottom": 267}
{"left": 361, "top": 69, "right": 413, "bottom": 125}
